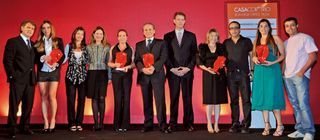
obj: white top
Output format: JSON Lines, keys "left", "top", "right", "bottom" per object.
{"left": 74, "top": 51, "right": 82, "bottom": 60}
{"left": 41, "top": 37, "right": 54, "bottom": 72}
{"left": 63, "top": 44, "right": 83, "bottom": 64}
{"left": 284, "top": 33, "right": 318, "bottom": 79}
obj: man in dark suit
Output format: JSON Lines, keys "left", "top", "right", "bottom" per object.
{"left": 164, "top": 12, "right": 197, "bottom": 132}
{"left": 3, "top": 20, "right": 37, "bottom": 138}
{"left": 134, "top": 23, "right": 170, "bottom": 133}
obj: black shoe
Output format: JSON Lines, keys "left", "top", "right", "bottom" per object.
{"left": 141, "top": 127, "right": 153, "bottom": 133}
{"left": 100, "top": 123, "right": 104, "bottom": 130}
{"left": 41, "top": 128, "right": 49, "bottom": 134}
{"left": 48, "top": 128, "right": 55, "bottom": 133}
{"left": 118, "top": 128, "right": 127, "bottom": 132}
{"left": 160, "top": 127, "right": 172, "bottom": 134}
{"left": 21, "top": 129, "right": 34, "bottom": 135}
{"left": 229, "top": 123, "right": 240, "bottom": 133}
{"left": 8, "top": 133, "right": 16, "bottom": 139}
{"left": 168, "top": 125, "right": 176, "bottom": 132}
{"left": 93, "top": 124, "right": 101, "bottom": 131}
{"left": 186, "top": 126, "right": 194, "bottom": 132}
{"left": 241, "top": 126, "right": 250, "bottom": 134}
{"left": 93, "top": 127, "right": 101, "bottom": 131}
{"left": 8, "top": 128, "right": 16, "bottom": 139}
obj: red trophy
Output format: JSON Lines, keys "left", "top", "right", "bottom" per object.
{"left": 142, "top": 53, "right": 154, "bottom": 68}
{"left": 256, "top": 45, "right": 269, "bottom": 63}
{"left": 115, "top": 52, "right": 127, "bottom": 68}
{"left": 47, "top": 48, "right": 63, "bottom": 65}
{"left": 213, "top": 56, "right": 226, "bottom": 74}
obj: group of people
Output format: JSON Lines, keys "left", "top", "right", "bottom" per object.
{"left": 3, "top": 11, "right": 317, "bottom": 140}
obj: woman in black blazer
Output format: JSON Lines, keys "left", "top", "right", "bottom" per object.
{"left": 34, "top": 20, "right": 65, "bottom": 133}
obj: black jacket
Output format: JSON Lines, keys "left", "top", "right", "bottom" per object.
{"left": 3, "top": 36, "right": 37, "bottom": 84}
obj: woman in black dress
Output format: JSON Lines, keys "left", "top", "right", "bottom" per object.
{"left": 197, "top": 28, "right": 228, "bottom": 133}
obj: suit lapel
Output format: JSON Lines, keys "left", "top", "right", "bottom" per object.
{"left": 142, "top": 41, "right": 149, "bottom": 53}
{"left": 172, "top": 31, "right": 186, "bottom": 48}
{"left": 149, "top": 39, "right": 156, "bottom": 52}
{"left": 18, "top": 36, "right": 31, "bottom": 53}
{"left": 180, "top": 31, "right": 186, "bottom": 47}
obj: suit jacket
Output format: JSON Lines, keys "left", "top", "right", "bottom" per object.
{"left": 163, "top": 30, "right": 197, "bottom": 74}
{"left": 3, "top": 36, "right": 36, "bottom": 85}
{"left": 134, "top": 38, "right": 167, "bottom": 85}
{"left": 35, "top": 37, "right": 65, "bottom": 71}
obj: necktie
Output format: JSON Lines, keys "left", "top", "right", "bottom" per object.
{"left": 146, "top": 39, "right": 152, "bottom": 50}
{"left": 177, "top": 32, "right": 182, "bottom": 46}
{"left": 27, "top": 39, "right": 32, "bottom": 50}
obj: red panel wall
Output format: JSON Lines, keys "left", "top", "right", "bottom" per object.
{"left": 0, "top": 0, "right": 319, "bottom": 124}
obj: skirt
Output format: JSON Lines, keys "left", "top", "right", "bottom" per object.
{"left": 86, "top": 70, "right": 108, "bottom": 99}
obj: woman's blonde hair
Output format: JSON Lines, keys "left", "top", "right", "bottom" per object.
{"left": 205, "top": 28, "right": 219, "bottom": 44}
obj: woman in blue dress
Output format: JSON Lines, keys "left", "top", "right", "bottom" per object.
{"left": 252, "top": 19, "right": 285, "bottom": 137}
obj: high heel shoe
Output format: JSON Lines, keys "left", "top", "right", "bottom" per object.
{"left": 273, "top": 125, "right": 284, "bottom": 137}
{"left": 207, "top": 124, "right": 214, "bottom": 133}
{"left": 262, "top": 122, "right": 271, "bottom": 136}
{"left": 41, "top": 128, "right": 49, "bottom": 134}
{"left": 49, "top": 128, "right": 55, "bottom": 133}
{"left": 93, "top": 124, "right": 101, "bottom": 131}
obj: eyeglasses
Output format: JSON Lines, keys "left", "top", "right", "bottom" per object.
{"left": 229, "top": 27, "right": 240, "bottom": 30}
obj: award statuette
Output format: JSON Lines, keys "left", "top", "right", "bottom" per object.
{"left": 212, "top": 56, "right": 226, "bottom": 75}
{"left": 142, "top": 53, "right": 154, "bottom": 68}
{"left": 256, "top": 45, "right": 269, "bottom": 64}
{"left": 47, "top": 48, "right": 63, "bottom": 65}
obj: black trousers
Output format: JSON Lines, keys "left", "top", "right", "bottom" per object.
{"left": 140, "top": 76, "right": 167, "bottom": 129}
{"left": 65, "top": 79, "right": 86, "bottom": 127}
{"left": 227, "top": 71, "right": 252, "bottom": 126}
{"left": 112, "top": 72, "right": 132, "bottom": 130}
{"left": 168, "top": 72, "right": 194, "bottom": 127}
{"left": 7, "top": 82, "right": 35, "bottom": 130}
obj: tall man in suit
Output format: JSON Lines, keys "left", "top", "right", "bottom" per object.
{"left": 134, "top": 23, "right": 170, "bottom": 133}
{"left": 164, "top": 12, "right": 197, "bottom": 132}
{"left": 3, "top": 20, "right": 37, "bottom": 138}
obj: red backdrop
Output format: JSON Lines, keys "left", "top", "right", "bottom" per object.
{"left": 0, "top": 0, "right": 319, "bottom": 124}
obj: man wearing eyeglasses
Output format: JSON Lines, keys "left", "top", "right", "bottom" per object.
{"left": 223, "top": 21, "right": 253, "bottom": 134}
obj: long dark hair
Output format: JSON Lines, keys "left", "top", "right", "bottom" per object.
{"left": 70, "top": 26, "right": 86, "bottom": 49}
{"left": 254, "top": 19, "right": 278, "bottom": 56}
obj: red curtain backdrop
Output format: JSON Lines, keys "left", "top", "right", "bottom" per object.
{"left": 0, "top": 0, "right": 319, "bottom": 124}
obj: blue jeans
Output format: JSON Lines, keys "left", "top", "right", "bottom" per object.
{"left": 284, "top": 75, "right": 315, "bottom": 134}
